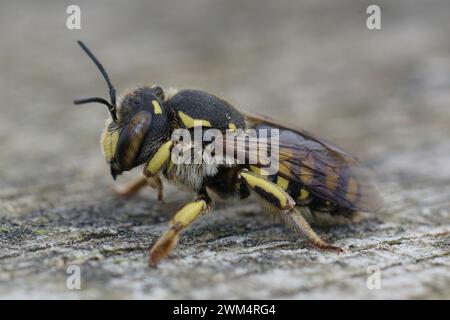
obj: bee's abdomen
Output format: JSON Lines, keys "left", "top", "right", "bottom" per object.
{"left": 254, "top": 168, "right": 353, "bottom": 216}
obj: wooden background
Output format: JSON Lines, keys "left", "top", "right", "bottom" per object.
{"left": 0, "top": 0, "right": 449, "bottom": 299}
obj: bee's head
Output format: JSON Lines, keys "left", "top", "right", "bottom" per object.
{"left": 74, "top": 41, "right": 171, "bottom": 179}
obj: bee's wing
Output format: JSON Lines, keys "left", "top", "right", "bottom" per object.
{"left": 241, "top": 109, "right": 355, "bottom": 157}
{"left": 231, "top": 110, "right": 384, "bottom": 212}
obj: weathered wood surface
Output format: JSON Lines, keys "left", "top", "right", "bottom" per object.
{"left": 0, "top": 0, "right": 449, "bottom": 299}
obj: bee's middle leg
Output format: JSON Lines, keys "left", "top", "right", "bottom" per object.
{"left": 149, "top": 191, "right": 212, "bottom": 266}
{"left": 112, "top": 175, "right": 164, "bottom": 202}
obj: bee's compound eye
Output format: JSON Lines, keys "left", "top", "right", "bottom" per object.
{"left": 100, "top": 126, "right": 119, "bottom": 162}
{"left": 115, "top": 111, "right": 152, "bottom": 170}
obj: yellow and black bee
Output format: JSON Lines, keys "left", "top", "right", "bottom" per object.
{"left": 74, "top": 41, "right": 384, "bottom": 266}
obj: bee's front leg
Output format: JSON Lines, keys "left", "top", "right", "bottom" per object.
{"left": 111, "top": 175, "right": 148, "bottom": 198}
{"left": 111, "top": 175, "right": 164, "bottom": 202}
{"left": 149, "top": 191, "right": 212, "bottom": 266}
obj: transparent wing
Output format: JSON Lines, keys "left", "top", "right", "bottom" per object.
{"left": 226, "top": 111, "right": 384, "bottom": 212}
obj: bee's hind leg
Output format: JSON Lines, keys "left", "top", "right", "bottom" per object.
{"left": 149, "top": 191, "right": 212, "bottom": 266}
{"left": 112, "top": 175, "right": 164, "bottom": 202}
{"left": 238, "top": 170, "right": 343, "bottom": 253}
{"left": 280, "top": 207, "right": 344, "bottom": 253}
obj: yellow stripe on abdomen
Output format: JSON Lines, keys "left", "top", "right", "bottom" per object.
{"left": 298, "top": 188, "right": 309, "bottom": 201}
{"left": 346, "top": 177, "right": 359, "bottom": 202}
{"left": 276, "top": 176, "right": 289, "bottom": 190}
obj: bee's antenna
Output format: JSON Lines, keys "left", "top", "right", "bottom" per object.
{"left": 73, "top": 97, "right": 117, "bottom": 121}
{"left": 74, "top": 40, "right": 118, "bottom": 121}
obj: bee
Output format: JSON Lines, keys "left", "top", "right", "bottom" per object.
{"left": 74, "top": 41, "right": 384, "bottom": 266}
